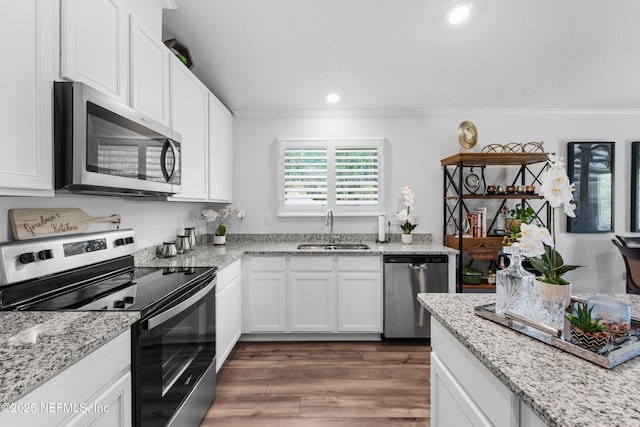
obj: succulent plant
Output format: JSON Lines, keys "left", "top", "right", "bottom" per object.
{"left": 566, "top": 303, "right": 605, "bottom": 335}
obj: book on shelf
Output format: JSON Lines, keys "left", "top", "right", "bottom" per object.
{"left": 465, "top": 207, "right": 487, "bottom": 238}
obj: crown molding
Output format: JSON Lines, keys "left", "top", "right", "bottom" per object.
{"left": 232, "top": 109, "right": 428, "bottom": 118}
{"left": 232, "top": 108, "right": 640, "bottom": 119}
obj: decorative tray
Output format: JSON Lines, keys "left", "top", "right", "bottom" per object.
{"left": 474, "top": 297, "right": 640, "bottom": 369}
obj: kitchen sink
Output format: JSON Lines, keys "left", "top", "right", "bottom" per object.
{"left": 297, "top": 243, "right": 370, "bottom": 250}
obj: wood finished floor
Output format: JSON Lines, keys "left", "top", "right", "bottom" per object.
{"left": 200, "top": 341, "right": 430, "bottom": 426}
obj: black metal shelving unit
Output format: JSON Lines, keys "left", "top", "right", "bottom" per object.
{"left": 441, "top": 152, "right": 551, "bottom": 293}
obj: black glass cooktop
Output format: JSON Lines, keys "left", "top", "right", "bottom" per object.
{"left": 1, "top": 257, "right": 216, "bottom": 314}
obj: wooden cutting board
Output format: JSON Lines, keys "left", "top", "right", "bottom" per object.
{"left": 9, "top": 208, "right": 122, "bottom": 240}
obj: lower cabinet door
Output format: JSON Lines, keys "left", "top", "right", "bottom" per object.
{"left": 66, "top": 371, "right": 132, "bottom": 427}
{"left": 246, "top": 272, "right": 286, "bottom": 332}
{"left": 337, "top": 272, "right": 381, "bottom": 332}
{"left": 289, "top": 272, "right": 335, "bottom": 332}
{"left": 430, "top": 351, "right": 492, "bottom": 427}
{"left": 216, "top": 275, "right": 242, "bottom": 371}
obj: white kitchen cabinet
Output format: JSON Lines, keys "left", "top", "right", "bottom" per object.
{"left": 208, "top": 92, "right": 233, "bottom": 202}
{"left": 243, "top": 256, "right": 286, "bottom": 332}
{"left": 168, "top": 55, "right": 209, "bottom": 201}
{"left": 337, "top": 256, "right": 382, "bottom": 332}
{"left": 0, "top": 0, "right": 56, "bottom": 197}
{"left": 289, "top": 256, "right": 335, "bottom": 332}
{"left": 130, "top": 15, "right": 170, "bottom": 126}
{"left": 430, "top": 319, "right": 545, "bottom": 427}
{"left": 289, "top": 273, "right": 335, "bottom": 331}
{"left": 244, "top": 255, "right": 382, "bottom": 336}
{"left": 430, "top": 351, "right": 491, "bottom": 427}
{"left": 216, "top": 259, "right": 242, "bottom": 372}
{"left": 61, "top": 0, "right": 130, "bottom": 103}
{"left": 337, "top": 273, "right": 382, "bottom": 332}
{"left": 1, "top": 330, "right": 132, "bottom": 427}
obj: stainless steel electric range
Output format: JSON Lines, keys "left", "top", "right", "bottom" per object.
{"left": 0, "top": 229, "right": 217, "bottom": 427}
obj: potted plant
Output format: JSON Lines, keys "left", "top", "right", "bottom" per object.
{"left": 515, "top": 154, "right": 579, "bottom": 308}
{"left": 201, "top": 204, "right": 245, "bottom": 245}
{"left": 566, "top": 303, "right": 607, "bottom": 352}
{"left": 502, "top": 204, "right": 539, "bottom": 245}
{"left": 394, "top": 185, "right": 417, "bottom": 244}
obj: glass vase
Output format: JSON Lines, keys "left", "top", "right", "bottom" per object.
{"left": 495, "top": 246, "right": 535, "bottom": 316}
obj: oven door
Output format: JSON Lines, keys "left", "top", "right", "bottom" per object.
{"left": 136, "top": 276, "right": 216, "bottom": 427}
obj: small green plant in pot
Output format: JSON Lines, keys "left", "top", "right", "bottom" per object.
{"left": 502, "top": 204, "right": 539, "bottom": 246}
{"left": 566, "top": 303, "right": 607, "bottom": 352}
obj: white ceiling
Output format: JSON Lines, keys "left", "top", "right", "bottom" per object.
{"left": 162, "top": 0, "right": 640, "bottom": 113}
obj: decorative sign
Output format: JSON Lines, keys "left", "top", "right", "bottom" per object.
{"left": 9, "top": 209, "right": 121, "bottom": 240}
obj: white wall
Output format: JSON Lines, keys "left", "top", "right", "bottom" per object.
{"left": 233, "top": 110, "right": 640, "bottom": 293}
{"left": 0, "top": 195, "right": 211, "bottom": 251}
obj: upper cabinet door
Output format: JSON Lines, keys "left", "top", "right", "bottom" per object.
{"left": 208, "top": 93, "right": 233, "bottom": 202}
{"left": 61, "top": 0, "right": 130, "bottom": 103}
{"left": 0, "top": 0, "right": 56, "bottom": 196}
{"left": 130, "top": 15, "right": 170, "bottom": 126}
{"left": 169, "top": 56, "right": 209, "bottom": 201}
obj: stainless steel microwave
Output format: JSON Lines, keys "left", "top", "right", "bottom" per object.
{"left": 54, "top": 81, "right": 181, "bottom": 196}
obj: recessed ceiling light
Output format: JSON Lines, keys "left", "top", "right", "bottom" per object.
{"left": 326, "top": 93, "right": 340, "bottom": 104}
{"left": 446, "top": 3, "right": 472, "bottom": 25}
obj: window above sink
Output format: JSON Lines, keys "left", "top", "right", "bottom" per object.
{"left": 276, "top": 138, "right": 385, "bottom": 217}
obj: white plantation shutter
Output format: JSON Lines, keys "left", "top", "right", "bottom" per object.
{"left": 278, "top": 139, "right": 384, "bottom": 215}
{"left": 283, "top": 147, "right": 328, "bottom": 206}
{"left": 335, "top": 147, "right": 379, "bottom": 206}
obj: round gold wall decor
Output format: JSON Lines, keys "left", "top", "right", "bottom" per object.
{"left": 457, "top": 121, "right": 478, "bottom": 150}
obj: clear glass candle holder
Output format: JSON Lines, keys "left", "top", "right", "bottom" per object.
{"left": 588, "top": 296, "right": 631, "bottom": 346}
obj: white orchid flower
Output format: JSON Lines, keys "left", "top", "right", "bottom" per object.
{"left": 517, "top": 223, "right": 553, "bottom": 256}
{"left": 237, "top": 210, "right": 246, "bottom": 221}
{"left": 564, "top": 202, "right": 576, "bottom": 218}
{"left": 547, "top": 153, "right": 565, "bottom": 169}
{"left": 201, "top": 209, "right": 219, "bottom": 222}
{"left": 394, "top": 209, "right": 414, "bottom": 223}
{"left": 540, "top": 162, "right": 575, "bottom": 210}
{"left": 402, "top": 185, "right": 415, "bottom": 208}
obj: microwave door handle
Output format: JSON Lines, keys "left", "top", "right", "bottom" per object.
{"left": 145, "top": 280, "right": 215, "bottom": 329}
{"left": 160, "top": 139, "right": 177, "bottom": 182}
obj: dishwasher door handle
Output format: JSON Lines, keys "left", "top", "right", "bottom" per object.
{"left": 409, "top": 263, "right": 428, "bottom": 270}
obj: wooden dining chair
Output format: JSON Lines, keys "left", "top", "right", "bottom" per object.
{"left": 612, "top": 239, "right": 640, "bottom": 294}
{"left": 615, "top": 235, "right": 640, "bottom": 247}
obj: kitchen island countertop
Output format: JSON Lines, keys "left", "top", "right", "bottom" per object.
{"left": 418, "top": 292, "right": 640, "bottom": 427}
{"left": 0, "top": 311, "right": 139, "bottom": 404}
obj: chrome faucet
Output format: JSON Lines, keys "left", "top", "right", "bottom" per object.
{"left": 326, "top": 209, "right": 334, "bottom": 243}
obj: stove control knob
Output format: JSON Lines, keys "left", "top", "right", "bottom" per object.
{"left": 123, "top": 296, "right": 135, "bottom": 304}
{"left": 114, "top": 238, "right": 125, "bottom": 247}
{"left": 37, "top": 249, "right": 53, "bottom": 260}
{"left": 19, "top": 252, "right": 36, "bottom": 264}
{"left": 113, "top": 300, "right": 126, "bottom": 309}
{"left": 125, "top": 237, "right": 134, "bottom": 245}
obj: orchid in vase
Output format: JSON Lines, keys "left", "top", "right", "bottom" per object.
{"left": 394, "top": 185, "right": 417, "bottom": 235}
{"left": 516, "top": 154, "right": 580, "bottom": 285}
{"left": 201, "top": 204, "right": 245, "bottom": 237}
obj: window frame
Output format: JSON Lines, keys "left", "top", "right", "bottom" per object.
{"left": 276, "top": 138, "right": 385, "bottom": 217}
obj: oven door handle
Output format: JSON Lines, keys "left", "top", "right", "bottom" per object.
{"left": 145, "top": 279, "right": 215, "bottom": 329}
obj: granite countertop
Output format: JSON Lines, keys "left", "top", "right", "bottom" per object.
{"left": 0, "top": 311, "right": 139, "bottom": 404}
{"left": 135, "top": 233, "right": 457, "bottom": 269}
{"left": 418, "top": 293, "right": 640, "bottom": 427}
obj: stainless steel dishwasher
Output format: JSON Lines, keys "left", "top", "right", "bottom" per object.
{"left": 383, "top": 254, "right": 448, "bottom": 339}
